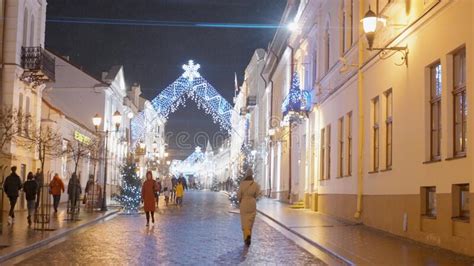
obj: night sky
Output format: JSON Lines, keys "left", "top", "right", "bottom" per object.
{"left": 45, "top": 0, "right": 287, "bottom": 159}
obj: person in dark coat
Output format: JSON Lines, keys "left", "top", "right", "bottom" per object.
{"left": 23, "top": 172, "right": 38, "bottom": 225}
{"left": 67, "top": 173, "right": 82, "bottom": 209}
{"left": 33, "top": 168, "right": 43, "bottom": 209}
{"left": 3, "top": 166, "right": 22, "bottom": 224}
{"left": 141, "top": 171, "right": 156, "bottom": 226}
{"left": 171, "top": 176, "right": 178, "bottom": 202}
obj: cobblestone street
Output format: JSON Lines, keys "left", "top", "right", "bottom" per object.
{"left": 15, "top": 191, "right": 323, "bottom": 265}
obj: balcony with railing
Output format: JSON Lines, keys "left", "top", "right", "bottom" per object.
{"left": 20, "top": 47, "right": 55, "bottom": 85}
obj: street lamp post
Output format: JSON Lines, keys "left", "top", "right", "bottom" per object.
{"left": 92, "top": 111, "right": 122, "bottom": 212}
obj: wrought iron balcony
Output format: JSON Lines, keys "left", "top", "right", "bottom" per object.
{"left": 21, "top": 46, "right": 55, "bottom": 85}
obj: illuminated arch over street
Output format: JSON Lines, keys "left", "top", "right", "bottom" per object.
{"left": 131, "top": 60, "right": 235, "bottom": 143}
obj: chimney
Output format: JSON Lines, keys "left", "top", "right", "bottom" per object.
{"left": 131, "top": 83, "right": 141, "bottom": 106}
{"left": 101, "top": 71, "right": 108, "bottom": 82}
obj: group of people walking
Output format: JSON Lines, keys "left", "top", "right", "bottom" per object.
{"left": 141, "top": 171, "right": 187, "bottom": 226}
{"left": 2, "top": 165, "right": 102, "bottom": 226}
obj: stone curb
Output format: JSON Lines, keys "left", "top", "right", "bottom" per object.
{"left": 0, "top": 209, "right": 120, "bottom": 263}
{"left": 257, "top": 208, "right": 354, "bottom": 266}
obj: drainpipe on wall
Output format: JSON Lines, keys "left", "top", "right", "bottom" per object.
{"left": 0, "top": 0, "right": 6, "bottom": 104}
{"left": 354, "top": 0, "right": 366, "bottom": 219}
{"left": 288, "top": 46, "right": 294, "bottom": 202}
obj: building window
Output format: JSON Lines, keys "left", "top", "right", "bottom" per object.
{"left": 18, "top": 93, "right": 24, "bottom": 134}
{"left": 24, "top": 96, "right": 30, "bottom": 136}
{"left": 421, "top": 186, "right": 437, "bottom": 218}
{"left": 327, "top": 125, "right": 331, "bottom": 180}
{"left": 372, "top": 97, "right": 380, "bottom": 171}
{"left": 320, "top": 128, "right": 325, "bottom": 180}
{"left": 453, "top": 48, "right": 467, "bottom": 156}
{"left": 347, "top": 112, "right": 352, "bottom": 176}
{"left": 430, "top": 62, "right": 442, "bottom": 160}
{"left": 385, "top": 89, "right": 393, "bottom": 169}
{"left": 324, "top": 23, "right": 330, "bottom": 74}
{"left": 350, "top": 0, "right": 354, "bottom": 45}
{"left": 340, "top": 0, "right": 346, "bottom": 54}
{"left": 338, "top": 117, "right": 344, "bottom": 177}
{"left": 22, "top": 9, "right": 28, "bottom": 47}
{"left": 453, "top": 184, "right": 470, "bottom": 221}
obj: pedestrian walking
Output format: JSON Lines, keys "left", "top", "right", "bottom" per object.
{"left": 67, "top": 173, "right": 82, "bottom": 211}
{"left": 23, "top": 172, "right": 38, "bottom": 226}
{"left": 3, "top": 166, "right": 22, "bottom": 225}
{"left": 49, "top": 173, "right": 65, "bottom": 213}
{"left": 171, "top": 175, "right": 177, "bottom": 203}
{"left": 237, "top": 168, "right": 261, "bottom": 246}
{"left": 155, "top": 177, "right": 162, "bottom": 206}
{"left": 84, "top": 175, "right": 101, "bottom": 209}
{"left": 33, "top": 168, "right": 43, "bottom": 210}
{"left": 175, "top": 180, "right": 184, "bottom": 207}
{"left": 141, "top": 171, "right": 156, "bottom": 226}
{"left": 162, "top": 175, "right": 172, "bottom": 206}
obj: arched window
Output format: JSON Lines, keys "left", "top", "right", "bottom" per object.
{"left": 340, "top": 0, "right": 346, "bottom": 54}
{"left": 313, "top": 49, "right": 318, "bottom": 83}
{"left": 350, "top": 0, "right": 354, "bottom": 45}
{"left": 18, "top": 93, "right": 24, "bottom": 133}
{"left": 22, "top": 9, "right": 28, "bottom": 47}
{"left": 324, "top": 22, "right": 330, "bottom": 74}
{"left": 29, "top": 14, "right": 35, "bottom": 46}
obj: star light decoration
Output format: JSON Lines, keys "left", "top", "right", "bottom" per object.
{"left": 131, "top": 60, "right": 236, "bottom": 146}
{"left": 182, "top": 60, "right": 201, "bottom": 82}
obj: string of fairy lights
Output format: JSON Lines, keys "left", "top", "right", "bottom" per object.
{"left": 131, "top": 60, "right": 234, "bottom": 145}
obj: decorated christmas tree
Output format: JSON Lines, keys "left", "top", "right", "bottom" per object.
{"left": 117, "top": 161, "right": 141, "bottom": 213}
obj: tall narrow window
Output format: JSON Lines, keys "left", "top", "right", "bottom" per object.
{"left": 453, "top": 48, "right": 467, "bottom": 156}
{"left": 385, "top": 90, "right": 393, "bottom": 169}
{"left": 320, "top": 128, "right": 325, "bottom": 180}
{"left": 372, "top": 97, "right": 380, "bottom": 171}
{"left": 25, "top": 96, "right": 30, "bottom": 136}
{"left": 338, "top": 117, "right": 344, "bottom": 177}
{"left": 350, "top": 0, "right": 354, "bottom": 45}
{"left": 18, "top": 93, "right": 24, "bottom": 134}
{"left": 347, "top": 112, "right": 352, "bottom": 176}
{"left": 22, "top": 9, "right": 28, "bottom": 47}
{"left": 327, "top": 125, "right": 331, "bottom": 179}
{"left": 421, "top": 186, "right": 437, "bottom": 218}
{"left": 29, "top": 15, "right": 35, "bottom": 46}
{"left": 341, "top": 0, "right": 346, "bottom": 54}
{"left": 430, "top": 63, "right": 442, "bottom": 160}
{"left": 324, "top": 23, "right": 330, "bottom": 74}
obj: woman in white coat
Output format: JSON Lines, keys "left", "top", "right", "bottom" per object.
{"left": 237, "top": 168, "right": 261, "bottom": 246}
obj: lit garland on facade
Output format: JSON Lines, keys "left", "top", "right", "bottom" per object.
{"left": 281, "top": 72, "right": 312, "bottom": 119}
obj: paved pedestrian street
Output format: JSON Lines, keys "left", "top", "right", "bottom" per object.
{"left": 15, "top": 191, "right": 324, "bottom": 265}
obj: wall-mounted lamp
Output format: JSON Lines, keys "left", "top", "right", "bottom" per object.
{"left": 361, "top": 6, "right": 408, "bottom": 66}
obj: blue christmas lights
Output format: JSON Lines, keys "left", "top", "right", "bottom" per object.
{"left": 281, "top": 72, "right": 312, "bottom": 118}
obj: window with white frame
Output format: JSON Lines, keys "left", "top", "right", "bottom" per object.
{"left": 430, "top": 62, "right": 442, "bottom": 160}
{"left": 453, "top": 48, "right": 467, "bottom": 156}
